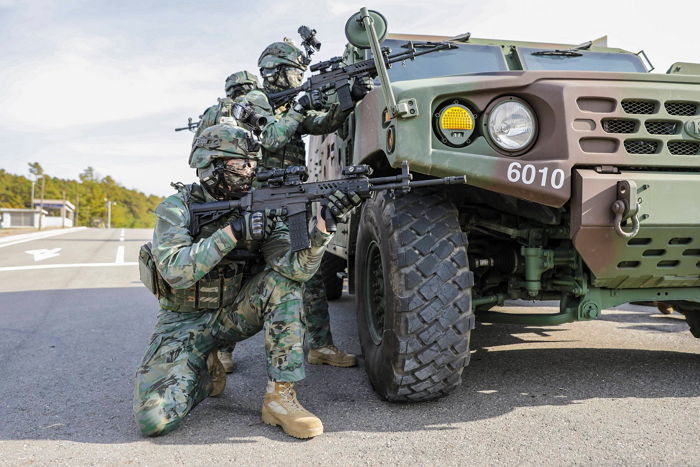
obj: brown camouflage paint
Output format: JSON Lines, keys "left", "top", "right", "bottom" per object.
{"left": 308, "top": 32, "right": 700, "bottom": 289}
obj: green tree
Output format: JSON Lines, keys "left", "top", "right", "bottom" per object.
{"left": 0, "top": 166, "right": 163, "bottom": 228}
{"left": 28, "top": 162, "right": 44, "bottom": 178}
{"left": 79, "top": 166, "right": 99, "bottom": 183}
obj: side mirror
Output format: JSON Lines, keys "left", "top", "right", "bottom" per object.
{"left": 344, "top": 9, "right": 387, "bottom": 49}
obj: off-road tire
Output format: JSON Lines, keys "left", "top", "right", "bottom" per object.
{"left": 355, "top": 189, "right": 474, "bottom": 401}
{"left": 686, "top": 312, "right": 700, "bottom": 338}
{"left": 321, "top": 252, "right": 345, "bottom": 301}
{"left": 677, "top": 302, "right": 700, "bottom": 338}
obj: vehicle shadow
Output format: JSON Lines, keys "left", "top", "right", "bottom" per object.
{"left": 0, "top": 289, "right": 697, "bottom": 445}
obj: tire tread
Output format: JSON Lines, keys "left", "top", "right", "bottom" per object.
{"left": 384, "top": 191, "right": 474, "bottom": 401}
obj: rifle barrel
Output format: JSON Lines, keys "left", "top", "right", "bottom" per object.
{"left": 368, "top": 174, "right": 408, "bottom": 184}
{"left": 410, "top": 176, "right": 467, "bottom": 187}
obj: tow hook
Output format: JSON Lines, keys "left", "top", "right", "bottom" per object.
{"left": 611, "top": 180, "right": 640, "bottom": 239}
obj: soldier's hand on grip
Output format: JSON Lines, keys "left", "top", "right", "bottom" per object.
{"left": 322, "top": 190, "right": 362, "bottom": 225}
{"left": 297, "top": 89, "right": 327, "bottom": 111}
{"left": 350, "top": 79, "right": 372, "bottom": 103}
{"left": 230, "top": 210, "right": 276, "bottom": 242}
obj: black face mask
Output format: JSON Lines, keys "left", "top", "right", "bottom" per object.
{"left": 204, "top": 160, "right": 254, "bottom": 200}
{"left": 263, "top": 66, "right": 304, "bottom": 94}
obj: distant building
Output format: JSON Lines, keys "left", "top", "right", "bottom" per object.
{"left": 0, "top": 208, "right": 47, "bottom": 228}
{"left": 0, "top": 199, "right": 75, "bottom": 228}
{"left": 32, "top": 199, "right": 75, "bottom": 228}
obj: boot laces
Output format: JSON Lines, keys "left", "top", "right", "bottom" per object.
{"left": 317, "top": 344, "right": 340, "bottom": 354}
{"left": 278, "top": 382, "right": 306, "bottom": 413}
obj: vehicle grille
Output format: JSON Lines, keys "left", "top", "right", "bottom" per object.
{"left": 665, "top": 101, "right": 697, "bottom": 116}
{"left": 576, "top": 96, "right": 699, "bottom": 158}
{"left": 668, "top": 141, "right": 700, "bottom": 155}
{"left": 621, "top": 99, "right": 656, "bottom": 114}
{"left": 624, "top": 140, "right": 658, "bottom": 154}
{"left": 603, "top": 119, "right": 636, "bottom": 133}
{"left": 645, "top": 120, "right": 679, "bottom": 135}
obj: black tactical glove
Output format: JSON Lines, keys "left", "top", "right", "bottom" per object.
{"left": 230, "top": 210, "right": 276, "bottom": 242}
{"left": 321, "top": 190, "right": 362, "bottom": 230}
{"left": 350, "top": 79, "right": 372, "bottom": 103}
{"left": 296, "top": 89, "right": 327, "bottom": 111}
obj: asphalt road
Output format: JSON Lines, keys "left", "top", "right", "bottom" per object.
{"left": 0, "top": 228, "right": 698, "bottom": 465}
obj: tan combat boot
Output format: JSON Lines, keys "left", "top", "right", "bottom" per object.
{"left": 261, "top": 381, "right": 323, "bottom": 439}
{"left": 656, "top": 302, "right": 674, "bottom": 315}
{"left": 207, "top": 351, "right": 226, "bottom": 397}
{"left": 218, "top": 349, "right": 235, "bottom": 373}
{"left": 308, "top": 344, "right": 357, "bottom": 367}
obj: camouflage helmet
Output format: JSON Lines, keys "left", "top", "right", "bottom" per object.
{"left": 257, "top": 40, "right": 308, "bottom": 72}
{"left": 225, "top": 70, "right": 260, "bottom": 96}
{"left": 189, "top": 124, "right": 261, "bottom": 169}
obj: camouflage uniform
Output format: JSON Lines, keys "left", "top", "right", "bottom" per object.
{"left": 195, "top": 71, "right": 349, "bottom": 349}
{"left": 238, "top": 89, "right": 348, "bottom": 348}
{"left": 194, "top": 71, "right": 262, "bottom": 139}
{"left": 134, "top": 125, "right": 332, "bottom": 436}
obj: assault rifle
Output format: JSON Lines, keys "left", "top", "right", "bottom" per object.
{"left": 175, "top": 118, "right": 199, "bottom": 132}
{"left": 189, "top": 161, "right": 466, "bottom": 252}
{"left": 267, "top": 41, "right": 455, "bottom": 111}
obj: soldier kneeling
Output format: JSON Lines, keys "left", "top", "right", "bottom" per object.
{"left": 133, "top": 123, "right": 359, "bottom": 439}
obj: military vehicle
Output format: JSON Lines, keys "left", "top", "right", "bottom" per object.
{"left": 308, "top": 8, "right": 700, "bottom": 402}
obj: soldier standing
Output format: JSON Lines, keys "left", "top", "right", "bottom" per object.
{"left": 134, "top": 123, "right": 360, "bottom": 438}
{"left": 254, "top": 39, "right": 359, "bottom": 368}
{"left": 195, "top": 40, "right": 368, "bottom": 370}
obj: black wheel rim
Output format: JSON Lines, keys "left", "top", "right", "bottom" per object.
{"left": 364, "top": 240, "right": 385, "bottom": 345}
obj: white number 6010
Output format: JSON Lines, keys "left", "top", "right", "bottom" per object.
{"left": 507, "top": 162, "right": 565, "bottom": 189}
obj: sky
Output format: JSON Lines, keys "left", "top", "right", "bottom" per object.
{"left": 0, "top": 0, "right": 696, "bottom": 197}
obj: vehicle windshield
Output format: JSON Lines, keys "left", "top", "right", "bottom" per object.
{"left": 373, "top": 39, "right": 508, "bottom": 82}
{"left": 518, "top": 47, "right": 647, "bottom": 72}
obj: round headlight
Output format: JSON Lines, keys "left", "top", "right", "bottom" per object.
{"left": 433, "top": 102, "right": 475, "bottom": 147}
{"left": 486, "top": 98, "right": 537, "bottom": 153}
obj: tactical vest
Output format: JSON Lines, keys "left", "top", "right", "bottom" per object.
{"left": 261, "top": 135, "right": 306, "bottom": 170}
{"left": 139, "top": 183, "right": 263, "bottom": 313}
{"left": 261, "top": 104, "right": 306, "bottom": 170}
{"left": 193, "top": 98, "right": 237, "bottom": 139}
{"left": 215, "top": 98, "right": 236, "bottom": 122}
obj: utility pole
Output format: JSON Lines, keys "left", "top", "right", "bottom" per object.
{"left": 30, "top": 179, "right": 35, "bottom": 208}
{"left": 38, "top": 175, "right": 45, "bottom": 231}
{"left": 105, "top": 198, "right": 115, "bottom": 229}
{"left": 75, "top": 195, "right": 80, "bottom": 227}
{"left": 61, "top": 190, "right": 66, "bottom": 228}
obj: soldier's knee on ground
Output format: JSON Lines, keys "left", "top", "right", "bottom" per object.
{"left": 133, "top": 397, "right": 185, "bottom": 437}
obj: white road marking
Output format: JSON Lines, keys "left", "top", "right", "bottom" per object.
{"left": 25, "top": 248, "right": 62, "bottom": 262}
{"left": 0, "top": 262, "right": 137, "bottom": 272}
{"left": 0, "top": 227, "right": 87, "bottom": 249}
{"left": 115, "top": 245, "right": 125, "bottom": 264}
{"left": 119, "top": 228, "right": 125, "bottom": 242}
